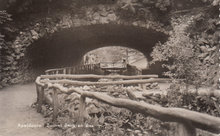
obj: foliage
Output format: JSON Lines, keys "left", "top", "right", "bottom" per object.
{"left": 208, "top": 0, "right": 220, "bottom": 6}
{"left": 118, "top": 0, "right": 171, "bottom": 13}
{"left": 187, "top": 10, "right": 219, "bottom": 88}
{"left": 0, "top": 11, "right": 12, "bottom": 24}
{"left": 0, "top": 10, "right": 12, "bottom": 88}
{"left": 164, "top": 84, "right": 220, "bottom": 117}
{"left": 116, "top": 0, "right": 172, "bottom": 23}
{"left": 0, "top": 10, "right": 11, "bottom": 48}
{"left": 151, "top": 15, "right": 202, "bottom": 86}
{"left": 151, "top": 10, "right": 219, "bottom": 88}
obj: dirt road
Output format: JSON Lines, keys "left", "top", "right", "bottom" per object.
{"left": 0, "top": 83, "right": 58, "bottom": 136}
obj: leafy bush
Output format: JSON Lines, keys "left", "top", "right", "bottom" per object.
{"left": 164, "top": 84, "right": 220, "bottom": 117}
{"left": 0, "top": 10, "right": 11, "bottom": 49}
{"left": 151, "top": 11, "right": 219, "bottom": 88}
{"left": 0, "top": 10, "right": 12, "bottom": 88}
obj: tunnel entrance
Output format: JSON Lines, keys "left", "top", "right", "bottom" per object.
{"left": 26, "top": 24, "right": 168, "bottom": 76}
{"left": 83, "top": 46, "right": 148, "bottom": 70}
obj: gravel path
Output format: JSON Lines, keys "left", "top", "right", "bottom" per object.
{"left": 0, "top": 83, "right": 59, "bottom": 136}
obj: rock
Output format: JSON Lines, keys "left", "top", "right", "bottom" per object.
{"left": 107, "top": 13, "right": 117, "bottom": 21}
{"left": 30, "top": 30, "right": 39, "bottom": 40}
{"left": 134, "top": 129, "right": 141, "bottom": 133}
{"left": 208, "top": 46, "right": 216, "bottom": 51}
{"left": 145, "top": 83, "right": 151, "bottom": 87}
{"left": 91, "top": 20, "right": 97, "bottom": 24}
{"left": 79, "top": 86, "right": 83, "bottom": 89}
{"left": 69, "top": 93, "right": 80, "bottom": 101}
{"left": 99, "top": 17, "right": 109, "bottom": 24}
{"left": 154, "top": 93, "right": 161, "bottom": 99}
{"left": 150, "top": 82, "right": 158, "bottom": 88}
{"left": 200, "top": 46, "right": 208, "bottom": 52}
{"left": 100, "top": 10, "right": 108, "bottom": 17}
{"left": 132, "top": 22, "right": 138, "bottom": 26}
{"left": 83, "top": 85, "right": 90, "bottom": 90}
{"left": 72, "top": 19, "right": 81, "bottom": 27}
{"left": 65, "top": 95, "right": 72, "bottom": 101}
{"left": 213, "top": 90, "right": 220, "bottom": 97}
{"left": 112, "top": 92, "right": 119, "bottom": 97}
{"left": 93, "top": 12, "right": 100, "bottom": 20}
{"left": 198, "top": 53, "right": 208, "bottom": 58}
{"left": 86, "top": 104, "right": 99, "bottom": 114}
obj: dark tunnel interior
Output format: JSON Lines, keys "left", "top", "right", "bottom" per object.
{"left": 26, "top": 24, "right": 168, "bottom": 75}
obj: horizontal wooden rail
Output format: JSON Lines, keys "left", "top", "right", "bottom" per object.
{"left": 40, "top": 74, "right": 159, "bottom": 79}
{"left": 40, "top": 83, "right": 220, "bottom": 134}
{"left": 36, "top": 77, "right": 45, "bottom": 86}
{"left": 40, "top": 78, "right": 170, "bottom": 86}
{"left": 45, "top": 64, "right": 99, "bottom": 75}
{"left": 45, "top": 67, "right": 73, "bottom": 73}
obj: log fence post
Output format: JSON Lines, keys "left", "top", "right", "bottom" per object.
{"left": 139, "top": 77, "right": 143, "bottom": 89}
{"left": 176, "top": 122, "right": 196, "bottom": 136}
{"left": 70, "top": 68, "right": 73, "bottom": 74}
{"left": 52, "top": 89, "right": 59, "bottom": 122}
{"left": 36, "top": 84, "right": 40, "bottom": 106}
{"left": 63, "top": 68, "right": 66, "bottom": 74}
{"left": 37, "top": 85, "right": 44, "bottom": 113}
{"left": 79, "top": 95, "right": 86, "bottom": 124}
{"left": 72, "top": 68, "right": 75, "bottom": 74}
{"left": 67, "top": 68, "right": 70, "bottom": 74}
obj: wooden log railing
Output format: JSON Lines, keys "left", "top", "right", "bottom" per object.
{"left": 41, "top": 74, "right": 159, "bottom": 79}
{"left": 35, "top": 75, "right": 220, "bottom": 136}
{"left": 45, "top": 63, "right": 142, "bottom": 76}
{"left": 40, "top": 78, "right": 169, "bottom": 86}
{"left": 45, "top": 64, "right": 99, "bottom": 75}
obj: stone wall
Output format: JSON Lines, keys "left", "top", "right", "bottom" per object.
{"left": 0, "top": 3, "right": 169, "bottom": 87}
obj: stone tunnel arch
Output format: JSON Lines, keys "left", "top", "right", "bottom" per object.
{"left": 26, "top": 24, "right": 168, "bottom": 76}
{"left": 1, "top": 4, "right": 171, "bottom": 85}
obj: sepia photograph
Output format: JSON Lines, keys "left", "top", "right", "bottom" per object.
{"left": 0, "top": 0, "right": 220, "bottom": 136}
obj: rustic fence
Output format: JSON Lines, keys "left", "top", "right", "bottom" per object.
{"left": 35, "top": 74, "right": 220, "bottom": 136}
{"left": 44, "top": 63, "right": 142, "bottom": 76}
{"left": 45, "top": 64, "right": 99, "bottom": 75}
